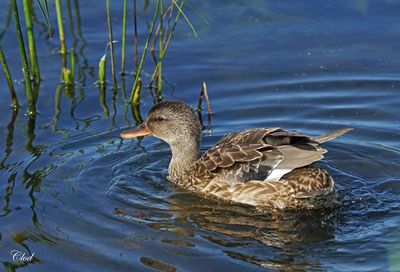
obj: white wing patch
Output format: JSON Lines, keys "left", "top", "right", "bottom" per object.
{"left": 265, "top": 169, "right": 292, "bottom": 181}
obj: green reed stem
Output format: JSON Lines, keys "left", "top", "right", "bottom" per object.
{"left": 157, "top": 0, "right": 163, "bottom": 98}
{"left": 133, "top": 0, "right": 138, "bottom": 73}
{"left": 121, "top": 0, "right": 127, "bottom": 74}
{"left": 62, "top": 48, "right": 75, "bottom": 86}
{"left": 132, "top": 78, "right": 142, "bottom": 106}
{"left": 129, "top": 0, "right": 160, "bottom": 103}
{"left": 12, "top": 0, "right": 35, "bottom": 116}
{"left": 70, "top": 48, "right": 75, "bottom": 78}
{"left": 172, "top": 0, "right": 197, "bottom": 38}
{"left": 150, "top": 0, "right": 184, "bottom": 85}
{"left": 0, "top": 45, "right": 19, "bottom": 109}
{"left": 162, "top": 0, "right": 185, "bottom": 57}
{"left": 34, "top": 0, "right": 52, "bottom": 37}
{"left": 55, "top": 0, "right": 67, "bottom": 67}
{"left": 23, "top": 0, "right": 40, "bottom": 82}
{"left": 98, "top": 54, "right": 106, "bottom": 85}
{"left": 106, "top": 0, "right": 117, "bottom": 89}
{"left": 0, "top": 2, "right": 13, "bottom": 41}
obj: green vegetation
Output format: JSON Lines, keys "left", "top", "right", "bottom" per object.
{"left": 0, "top": 0, "right": 196, "bottom": 117}
{"left": 11, "top": 0, "right": 35, "bottom": 115}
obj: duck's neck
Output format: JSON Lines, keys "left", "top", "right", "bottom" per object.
{"left": 168, "top": 140, "right": 200, "bottom": 182}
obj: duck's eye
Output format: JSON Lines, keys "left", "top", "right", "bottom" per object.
{"left": 154, "top": 116, "right": 166, "bottom": 122}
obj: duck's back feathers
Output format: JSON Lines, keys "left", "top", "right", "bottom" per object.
{"left": 192, "top": 128, "right": 331, "bottom": 184}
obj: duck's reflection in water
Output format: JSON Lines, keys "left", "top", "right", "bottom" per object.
{"left": 114, "top": 187, "right": 337, "bottom": 270}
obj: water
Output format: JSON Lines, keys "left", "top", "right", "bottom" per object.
{"left": 1, "top": 0, "right": 400, "bottom": 271}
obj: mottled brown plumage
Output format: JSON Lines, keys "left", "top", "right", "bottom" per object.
{"left": 121, "top": 100, "right": 352, "bottom": 209}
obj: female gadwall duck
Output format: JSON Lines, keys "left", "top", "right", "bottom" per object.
{"left": 121, "top": 101, "right": 352, "bottom": 209}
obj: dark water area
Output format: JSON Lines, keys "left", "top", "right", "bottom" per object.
{"left": 1, "top": 0, "right": 400, "bottom": 271}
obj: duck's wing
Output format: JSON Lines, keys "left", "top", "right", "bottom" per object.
{"left": 262, "top": 128, "right": 352, "bottom": 180}
{"left": 191, "top": 128, "right": 284, "bottom": 183}
{"left": 193, "top": 128, "right": 346, "bottom": 183}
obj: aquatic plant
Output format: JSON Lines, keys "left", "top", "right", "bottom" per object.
{"left": 121, "top": 0, "right": 128, "bottom": 74}
{"left": 22, "top": 0, "right": 40, "bottom": 83}
{"left": 11, "top": 0, "right": 35, "bottom": 115}
{"left": 62, "top": 48, "right": 75, "bottom": 86}
{"left": 0, "top": 0, "right": 196, "bottom": 117}
{"left": 55, "top": 0, "right": 66, "bottom": 61}
{"left": 98, "top": 54, "right": 107, "bottom": 86}
{"left": 0, "top": 45, "right": 18, "bottom": 109}
{"left": 106, "top": 0, "right": 117, "bottom": 89}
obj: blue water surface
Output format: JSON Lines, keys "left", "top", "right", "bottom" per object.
{"left": 0, "top": 1, "right": 399, "bottom": 271}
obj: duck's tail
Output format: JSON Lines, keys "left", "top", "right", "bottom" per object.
{"left": 313, "top": 128, "right": 353, "bottom": 144}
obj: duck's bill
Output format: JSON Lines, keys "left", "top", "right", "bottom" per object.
{"left": 120, "top": 124, "right": 152, "bottom": 139}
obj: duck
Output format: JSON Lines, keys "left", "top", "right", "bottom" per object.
{"left": 121, "top": 100, "right": 352, "bottom": 209}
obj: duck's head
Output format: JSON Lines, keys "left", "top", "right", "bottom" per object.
{"left": 120, "top": 100, "right": 201, "bottom": 147}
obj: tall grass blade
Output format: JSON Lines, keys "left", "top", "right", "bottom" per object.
{"left": 0, "top": 45, "right": 19, "bottom": 109}
{"left": 106, "top": 0, "right": 117, "bottom": 89}
{"left": 12, "top": 0, "right": 35, "bottom": 116}
{"left": 172, "top": 0, "right": 197, "bottom": 38}
{"left": 157, "top": 0, "right": 164, "bottom": 99}
{"left": 34, "top": 0, "right": 52, "bottom": 37}
{"left": 23, "top": 0, "right": 41, "bottom": 82}
{"left": 133, "top": 0, "right": 139, "bottom": 72}
{"left": 55, "top": 0, "right": 66, "bottom": 56}
{"left": 162, "top": 0, "right": 184, "bottom": 57}
{"left": 121, "top": 0, "right": 127, "bottom": 74}
{"left": 186, "top": 2, "right": 210, "bottom": 26}
{"left": 0, "top": 2, "right": 13, "bottom": 41}
{"left": 149, "top": 0, "right": 184, "bottom": 90}
{"left": 129, "top": 0, "right": 160, "bottom": 103}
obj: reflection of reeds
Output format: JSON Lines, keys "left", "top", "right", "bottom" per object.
{"left": 0, "top": 109, "right": 18, "bottom": 219}
{"left": 73, "top": 0, "right": 89, "bottom": 83}
{"left": 131, "top": 102, "right": 143, "bottom": 125}
{"left": 98, "top": 84, "right": 110, "bottom": 117}
{"left": 0, "top": 108, "right": 18, "bottom": 170}
{"left": 12, "top": 0, "right": 36, "bottom": 116}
